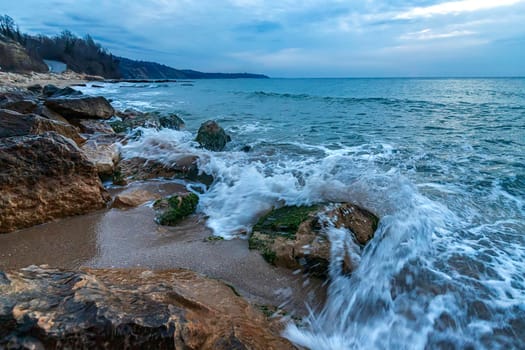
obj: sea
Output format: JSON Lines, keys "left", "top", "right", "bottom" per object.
{"left": 78, "top": 78, "right": 525, "bottom": 349}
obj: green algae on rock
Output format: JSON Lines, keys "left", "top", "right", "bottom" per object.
{"left": 249, "top": 203, "right": 379, "bottom": 277}
{"left": 154, "top": 192, "right": 199, "bottom": 226}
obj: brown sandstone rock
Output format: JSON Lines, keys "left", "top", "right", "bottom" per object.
{"left": 0, "top": 109, "right": 86, "bottom": 145}
{"left": 112, "top": 189, "right": 161, "bottom": 208}
{"left": 77, "top": 119, "right": 116, "bottom": 134}
{"left": 0, "top": 266, "right": 295, "bottom": 349}
{"left": 0, "top": 132, "right": 109, "bottom": 233}
{"left": 45, "top": 96, "right": 115, "bottom": 120}
{"left": 81, "top": 136, "right": 120, "bottom": 175}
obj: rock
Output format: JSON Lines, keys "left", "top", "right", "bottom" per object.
{"left": 119, "top": 155, "right": 213, "bottom": 185}
{"left": 35, "top": 105, "right": 70, "bottom": 124}
{"left": 0, "top": 132, "right": 109, "bottom": 233}
{"left": 26, "top": 84, "right": 43, "bottom": 93}
{"left": 196, "top": 120, "right": 231, "bottom": 151}
{"left": 110, "top": 109, "right": 185, "bottom": 133}
{"left": 81, "top": 135, "right": 120, "bottom": 175}
{"left": 45, "top": 96, "right": 114, "bottom": 120}
{"left": 249, "top": 204, "right": 379, "bottom": 277}
{"left": 0, "top": 266, "right": 295, "bottom": 349}
{"left": 0, "top": 91, "right": 38, "bottom": 114}
{"left": 154, "top": 192, "right": 199, "bottom": 226}
{"left": 42, "top": 84, "right": 82, "bottom": 98}
{"left": 77, "top": 119, "right": 116, "bottom": 134}
{"left": 0, "top": 109, "right": 86, "bottom": 145}
{"left": 112, "top": 189, "right": 161, "bottom": 208}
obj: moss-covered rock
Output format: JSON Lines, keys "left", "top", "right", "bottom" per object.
{"left": 109, "top": 109, "right": 185, "bottom": 134}
{"left": 195, "top": 120, "right": 231, "bottom": 151}
{"left": 154, "top": 192, "right": 199, "bottom": 226}
{"left": 249, "top": 203, "right": 379, "bottom": 277}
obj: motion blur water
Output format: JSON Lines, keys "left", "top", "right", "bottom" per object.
{"left": 78, "top": 78, "right": 525, "bottom": 349}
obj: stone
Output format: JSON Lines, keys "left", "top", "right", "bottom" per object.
{"left": 112, "top": 189, "right": 161, "bottom": 208}
{"left": 0, "top": 132, "right": 109, "bottom": 233}
{"left": 0, "top": 266, "right": 295, "bottom": 349}
{"left": 0, "top": 91, "right": 38, "bottom": 114}
{"left": 77, "top": 119, "right": 116, "bottom": 134}
{"left": 45, "top": 96, "right": 115, "bottom": 120}
{"left": 154, "top": 192, "right": 199, "bottom": 226}
{"left": 26, "top": 84, "right": 43, "bottom": 93}
{"left": 110, "top": 110, "right": 185, "bottom": 133}
{"left": 196, "top": 120, "right": 231, "bottom": 151}
{"left": 0, "top": 109, "right": 86, "bottom": 145}
{"left": 42, "top": 84, "right": 82, "bottom": 98}
{"left": 249, "top": 204, "right": 379, "bottom": 277}
{"left": 81, "top": 136, "right": 120, "bottom": 175}
{"left": 35, "top": 105, "right": 70, "bottom": 124}
{"left": 119, "top": 155, "right": 213, "bottom": 185}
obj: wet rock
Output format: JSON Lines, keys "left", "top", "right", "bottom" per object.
{"left": 45, "top": 96, "right": 114, "bottom": 120}
{"left": 196, "top": 120, "right": 231, "bottom": 151}
{"left": 0, "top": 109, "right": 86, "bottom": 146}
{"left": 119, "top": 155, "right": 213, "bottom": 185}
{"left": 154, "top": 192, "right": 199, "bottom": 226}
{"left": 0, "top": 132, "right": 109, "bottom": 233}
{"left": 110, "top": 109, "right": 185, "bottom": 133}
{"left": 80, "top": 135, "right": 120, "bottom": 175}
{"left": 249, "top": 204, "right": 379, "bottom": 277}
{"left": 113, "top": 189, "right": 161, "bottom": 208}
{"left": 0, "top": 266, "right": 294, "bottom": 349}
{"left": 42, "top": 84, "right": 82, "bottom": 98}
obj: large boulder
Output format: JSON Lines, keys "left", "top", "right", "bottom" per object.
{"left": 249, "top": 204, "right": 379, "bottom": 277}
{"left": 0, "top": 109, "right": 86, "bottom": 145}
{"left": 45, "top": 96, "right": 115, "bottom": 120}
{"left": 0, "top": 266, "right": 294, "bottom": 349}
{"left": 196, "top": 120, "right": 231, "bottom": 151}
{"left": 0, "top": 132, "right": 109, "bottom": 233}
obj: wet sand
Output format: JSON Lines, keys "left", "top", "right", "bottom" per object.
{"left": 0, "top": 180, "right": 325, "bottom": 316}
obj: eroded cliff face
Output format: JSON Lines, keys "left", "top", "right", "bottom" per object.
{"left": 0, "top": 36, "right": 48, "bottom": 73}
{"left": 0, "top": 266, "right": 295, "bottom": 350}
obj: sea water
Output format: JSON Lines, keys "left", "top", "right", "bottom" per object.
{"left": 78, "top": 78, "right": 525, "bottom": 349}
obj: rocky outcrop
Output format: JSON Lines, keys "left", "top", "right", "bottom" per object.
{"left": 0, "top": 266, "right": 294, "bottom": 349}
{"left": 0, "top": 132, "right": 109, "bottom": 233}
{"left": 249, "top": 204, "right": 379, "bottom": 277}
{"left": 0, "top": 37, "right": 48, "bottom": 73}
{"left": 45, "top": 96, "right": 115, "bottom": 120}
{"left": 0, "top": 109, "right": 86, "bottom": 145}
{"left": 196, "top": 120, "right": 231, "bottom": 151}
{"left": 0, "top": 92, "right": 38, "bottom": 114}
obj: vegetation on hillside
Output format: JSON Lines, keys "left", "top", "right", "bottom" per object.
{"left": 0, "top": 14, "right": 268, "bottom": 79}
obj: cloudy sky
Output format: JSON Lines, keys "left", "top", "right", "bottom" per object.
{"left": 5, "top": 0, "right": 525, "bottom": 77}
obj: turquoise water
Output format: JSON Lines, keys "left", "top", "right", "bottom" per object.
{"left": 80, "top": 78, "right": 525, "bottom": 349}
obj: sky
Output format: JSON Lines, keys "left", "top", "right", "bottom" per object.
{"left": 4, "top": 0, "right": 525, "bottom": 77}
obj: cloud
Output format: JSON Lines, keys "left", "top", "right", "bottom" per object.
{"left": 394, "top": 0, "right": 525, "bottom": 19}
{"left": 3, "top": 0, "right": 525, "bottom": 76}
{"left": 400, "top": 29, "right": 475, "bottom": 40}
